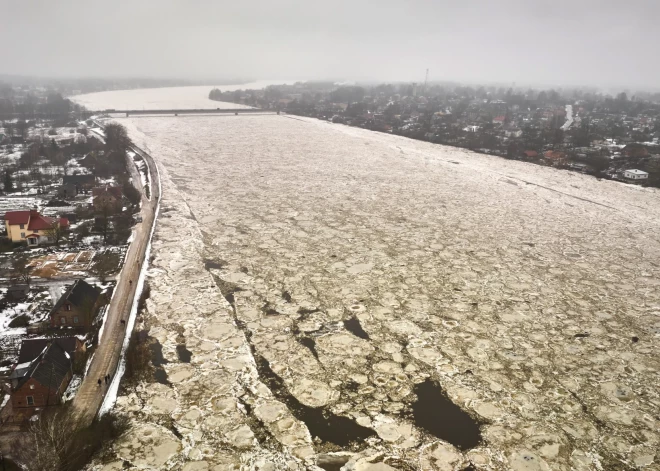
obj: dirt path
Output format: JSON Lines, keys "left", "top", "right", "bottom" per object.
{"left": 71, "top": 146, "right": 160, "bottom": 426}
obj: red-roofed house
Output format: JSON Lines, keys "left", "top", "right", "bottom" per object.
{"left": 4, "top": 210, "right": 70, "bottom": 246}
{"left": 543, "top": 150, "right": 567, "bottom": 165}
{"left": 493, "top": 115, "right": 506, "bottom": 124}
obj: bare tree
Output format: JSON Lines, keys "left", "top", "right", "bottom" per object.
{"left": 45, "top": 220, "right": 67, "bottom": 247}
{"left": 91, "top": 252, "right": 120, "bottom": 282}
{"left": 11, "top": 255, "right": 32, "bottom": 288}
{"left": 96, "top": 198, "right": 115, "bottom": 244}
{"left": 12, "top": 408, "right": 130, "bottom": 471}
{"left": 12, "top": 408, "right": 72, "bottom": 470}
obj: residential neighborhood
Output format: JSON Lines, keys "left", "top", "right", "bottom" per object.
{"left": 0, "top": 93, "right": 147, "bottom": 427}
{"left": 212, "top": 82, "right": 660, "bottom": 186}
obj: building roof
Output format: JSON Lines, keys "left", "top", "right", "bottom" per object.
{"left": 17, "top": 337, "right": 81, "bottom": 364}
{"left": 51, "top": 279, "right": 102, "bottom": 314}
{"left": 63, "top": 174, "right": 95, "bottom": 185}
{"left": 92, "top": 185, "right": 123, "bottom": 200}
{"left": 12, "top": 342, "right": 72, "bottom": 392}
{"left": 543, "top": 150, "right": 566, "bottom": 160}
{"left": 624, "top": 169, "right": 649, "bottom": 175}
{"left": 26, "top": 211, "right": 69, "bottom": 230}
{"left": 4, "top": 210, "right": 30, "bottom": 225}
{"left": 3, "top": 210, "right": 69, "bottom": 230}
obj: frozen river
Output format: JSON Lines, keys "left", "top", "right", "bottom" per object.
{"left": 73, "top": 87, "right": 660, "bottom": 471}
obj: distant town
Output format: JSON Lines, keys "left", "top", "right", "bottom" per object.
{"left": 210, "top": 82, "right": 660, "bottom": 187}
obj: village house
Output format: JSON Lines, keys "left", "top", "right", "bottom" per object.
{"left": 623, "top": 169, "right": 649, "bottom": 180}
{"left": 93, "top": 185, "right": 123, "bottom": 212}
{"left": 8, "top": 342, "right": 73, "bottom": 420}
{"left": 49, "top": 279, "right": 104, "bottom": 330}
{"left": 59, "top": 174, "right": 95, "bottom": 198}
{"left": 3, "top": 209, "right": 70, "bottom": 246}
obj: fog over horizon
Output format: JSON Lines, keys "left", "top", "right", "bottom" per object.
{"left": 2, "top": 0, "right": 660, "bottom": 91}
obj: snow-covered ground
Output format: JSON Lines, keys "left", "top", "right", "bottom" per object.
{"left": 75, "top": 92, "right": 660, "bottom": 471}
{"left": 561, "top": 104, "right": 574, "bottom": 130}
{"left": 62, "top": 374, "right": 82, "bottom": 402}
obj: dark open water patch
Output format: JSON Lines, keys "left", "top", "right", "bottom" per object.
{"left": 204, "top": 259, "right": 226, "bottom": 270}
{"left": 150, "top": 341, "right": 168, "bottom": 367}
{"left": 297, "top": 307, "right": 320, "bottom": 316}
{"left": 297, "top": 336, "right": 319, "bottom": 360}
{"left": 344, "top": 316, "right": 369, "bottom": 340}
{"left": 262, "top": 302, "right": 281, "bottom": 316}
{"left": 255, "top": 355, "right": 376, "bottom": 447}
{"left": 154, "top": 368, "right": 170, "bottom": 385}
{"left": 410, "top": 379, "right": 482, "bottom": 450}
{"left": 150, "top": 340, "right": 170, "bottom": 385}
{"left": 176, "top": 344, "right": 192, "bottom": 363}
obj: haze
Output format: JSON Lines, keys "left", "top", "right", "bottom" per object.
{"left": 2, "top": 0, "right": 659, "bottom": 89}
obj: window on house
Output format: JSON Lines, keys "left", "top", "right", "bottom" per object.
{"left": 34, "top": 229, "right": 38, "bottom": 233}
{"left": 30, "top": 384, "right": 35, "bottom": 389}
{"left": 60, "top": 317, "right": 66, "bottom": 324}
{"left": 20, "top": 224, "right": 24, "bottom": 229}
{"left": 65, "top": 304, "right": 71, "bottom": 311}
{"left": 27, "top": 396, "right": 34, "bottom": 405}
{"left": 73, "top": 316, "right": 79, "bottom": 324}
{"left": 20, "top": 232, "right": 25, "bottom": 238}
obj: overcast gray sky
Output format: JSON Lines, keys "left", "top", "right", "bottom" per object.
{"left": 2, "top": 0, "right": 659, "bottom": 89}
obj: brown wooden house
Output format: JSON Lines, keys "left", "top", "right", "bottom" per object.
{"left": 8, "top": 342, "right": 73, "bottom": 419}
{"left": 93, "top": 185, "right": 123, "bottom": 213}
{"left": 49, "top": 279, "right": 104, "bottom": 330}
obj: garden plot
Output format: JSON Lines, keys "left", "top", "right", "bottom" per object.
{"left": 29, "top": 250, "right": 97, "bottom": 278}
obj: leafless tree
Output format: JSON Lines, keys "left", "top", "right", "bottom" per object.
{"left": 45, "top": 220, "right": 67, "bottom": 247}
{"left": 91, "top": 252, "right": 120, "bottom": 282}
{"left": 96, "top": 198, "right": 115, "bottom": 244}
{"left": 12, "top": 408, "right": 130, "bottom": 471}
{"left": 12, "top": 408, "right": 73, "bottom": 470}
{"left": 11, "top": 255, "right": 33, "bottom": 288}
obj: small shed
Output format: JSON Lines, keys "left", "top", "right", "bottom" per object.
{"left": 623, "top": 169, "right": 649, "bottom": 180}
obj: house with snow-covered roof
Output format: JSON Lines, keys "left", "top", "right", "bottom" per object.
{"left": 623, "top": 169, "right": 648, "bottom": 180}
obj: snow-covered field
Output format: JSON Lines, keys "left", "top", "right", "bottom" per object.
{"left": 73, "top": 90, "right": 660, "bottom": 471}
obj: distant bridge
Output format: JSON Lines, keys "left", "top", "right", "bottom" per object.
{"left": 105, "top": 108, "right": 279, "bottom": 117}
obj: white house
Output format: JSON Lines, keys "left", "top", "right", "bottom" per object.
{"left": 623, "top": 169, "right": 649, "bottom": 180}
